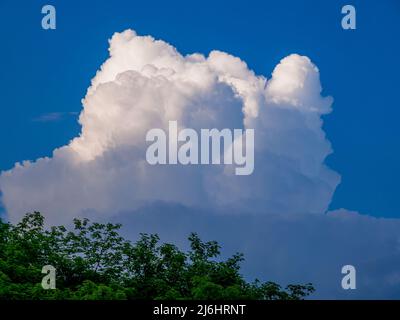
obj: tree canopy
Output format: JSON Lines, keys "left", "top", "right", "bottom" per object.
{"left": 0, "top": 212, "right": 314, "bottom": 300}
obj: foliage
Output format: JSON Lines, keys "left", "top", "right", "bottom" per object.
{"left": 0, "top": 212, "right": 314, "bottom": 300}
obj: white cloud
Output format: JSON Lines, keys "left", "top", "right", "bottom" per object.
{"left": 0, "top": 29, "right": 340, "bottom": 225}
{"left": 1, "top": 29, "right": 400, "bottom": 299}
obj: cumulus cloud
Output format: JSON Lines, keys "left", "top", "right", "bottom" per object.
{"left": 0, "top": 29, "right": 339, "bottom": 224}
{"left": 1, "top": 29, "right": 399, "bottom": 298}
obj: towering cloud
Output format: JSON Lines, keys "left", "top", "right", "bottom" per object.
{"left": 1, "top": 30, "right": 399, "bottom": 298}
{"left": 0, "top": 29, "right": 339, "bottom": 224}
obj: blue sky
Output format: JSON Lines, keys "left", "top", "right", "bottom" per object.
{"left": 0, "top": 0, "right": 399, "bottom": 218}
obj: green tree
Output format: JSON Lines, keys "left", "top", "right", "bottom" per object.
{"left": 0, "top": 212, "right": 314, "bottom": 300}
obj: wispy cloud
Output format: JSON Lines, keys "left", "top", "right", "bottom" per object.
{"left": 32, "top": 112, "right": 78, "bottom": 123}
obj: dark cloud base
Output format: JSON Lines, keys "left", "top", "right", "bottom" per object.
{"left": 104, "top": 202, "right": 400, "bottom": 299}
